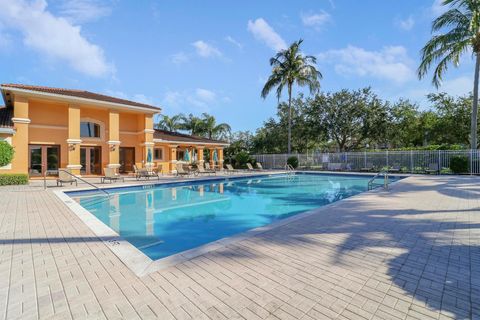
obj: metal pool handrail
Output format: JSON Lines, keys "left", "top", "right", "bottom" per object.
{"left": 44, "top": 168, "right": 110, "bottom": 197}
{"left": 368, "top": 170, "right": 389, "bottom": 190}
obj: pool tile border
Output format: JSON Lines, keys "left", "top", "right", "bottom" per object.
{"left": 54, "top": 172, "right": 407, "bottom": 277}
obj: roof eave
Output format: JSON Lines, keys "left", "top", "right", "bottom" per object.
{"left": 153, "top": 138, "right": 229, "bottom": 146}
{"left": 0, "top": 86, "right": 161, "bottom": 114}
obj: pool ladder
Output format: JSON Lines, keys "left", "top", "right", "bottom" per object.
{"left": 285, "top": 164, "right": 295, "bottom": 176}
{"left": 368, "top": 170, "right": 389, "bottom": 190}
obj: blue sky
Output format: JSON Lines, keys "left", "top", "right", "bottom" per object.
{"left": 0, "top": 0, "right": 474, "bottom": 131}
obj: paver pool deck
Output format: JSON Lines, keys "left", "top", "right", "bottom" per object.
{"left": 0, "top": 174, "right": 479, "bottom": 319}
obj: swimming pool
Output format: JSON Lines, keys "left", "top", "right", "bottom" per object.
{"left": 68, "top": 173, "right": 398, "bottom": 260}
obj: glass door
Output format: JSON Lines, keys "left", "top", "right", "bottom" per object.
{"left": 29, "top": 145, "right": 60, "bottom": 176}
{"left": 119, "top": 147, "right": 135, "bottom": 173}
{"left": 80, "top": 146, "right": 101, "bottom": 175}
{"left": 29, "top": 146, "right": 43, "bottom": 176}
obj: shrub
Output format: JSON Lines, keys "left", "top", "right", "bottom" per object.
{"left": 287, "top": 156, "right": 299, "bottom": 169}
{"left": 450, "top": 155, "right": 468, "bottom": 174}
{"left": 0, "top": 174, "right": 28, "bottom": 186}
{"left": 234, "top": 151, "right": 253, "bottom": 168}
{"left": 0, "top": 141, "right": 14, "bottom": 167}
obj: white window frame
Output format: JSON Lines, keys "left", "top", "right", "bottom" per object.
{"left": 80, "top": 118, "right": 105, "bottom": 141}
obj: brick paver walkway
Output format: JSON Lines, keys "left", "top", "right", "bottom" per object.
{"left": 0, "top": 175, "right": 479, "bottom": 319}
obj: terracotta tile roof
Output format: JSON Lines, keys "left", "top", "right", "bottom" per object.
{"left": 1, "top": 84, "right": 160, "bottom": 111}
{"left": 154, "top": 129, "right": 228, "bottom": 145}
{"left": 0, "top": 106, "right": 13, "bottom": 128}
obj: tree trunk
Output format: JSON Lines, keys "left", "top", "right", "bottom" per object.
{"left": 471, "top": 52, "right": 480, "bottom": 149}
{"left": 287, "top": 83, "right": 292, "bottom": 154}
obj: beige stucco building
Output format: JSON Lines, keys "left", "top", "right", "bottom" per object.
{"left": 0, "top": 84, "right": 228, "bottom": 177}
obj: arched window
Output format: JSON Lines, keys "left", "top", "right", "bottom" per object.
{"left": 80, "top": 122, "right": 101, "bottom": 138}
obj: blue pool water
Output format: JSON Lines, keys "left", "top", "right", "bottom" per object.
{"left": 69, "top": 173, "right": 397, "bottom": 260}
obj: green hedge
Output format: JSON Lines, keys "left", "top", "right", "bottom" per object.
{"left": 0, "top": 174, "right": 29, "bottom": 186}
{"left": 0, "top": 141, "right": 14, "bottom": 167}
{"left": 450, "top": 155, "right": 469, "bottom": 174}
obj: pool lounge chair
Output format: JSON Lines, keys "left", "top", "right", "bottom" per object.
{"left": 225, "top": 164, "right": 237, "bottom": 174}
{"left": 389, "top": 164, "right": 401, "bottom": 173}
{"left": 256, "top": 162, "right": 265, "bottom": 170}
{"left": 204, "top": 162, "right": 216, "bottom": 172}
{"left": 176, "top": 163, "right": 194, "bottom": 177}
{"left": 360, "top": 163, "right": 374, "bottom": 172}
{"left": 246, "top": 163, "right": 258, "bottom": 171}
{"left": 134, "top": 164, "right": 160, "bottom": 180}
{"left": 425, "top": 163, "right": 439, "bottom": 174}
{"left": 57, "top": 168, "right": 77, "bottom": 187}
{"left": 101, "top": 167, "right": 125, "bottom": 183}
{"left": 327, "top": 163, "right": 342, "bottom": 171}
{"left": 197, "top": 163, "right": 216, "bottom": 175}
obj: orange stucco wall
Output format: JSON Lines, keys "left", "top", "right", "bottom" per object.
{"left": 3, "top": 93, "right": 226, "bottom": 177}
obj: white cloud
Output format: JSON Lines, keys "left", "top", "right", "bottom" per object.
{"left": 396, "top": 16, "right": 415, "bottom": 31}
{"left": 0, "top": 0, "right": 113, "bottom": 77}
{"left": 162, "top": 88, "right": 229, "bottom": 112}
{"left": 170, "top": 51, "right": 189, "bottom": 64}
{"left": 225, "top": 36, "right": 242, "bottom": 49}
{"left": 195, "top": 88, "right": 216, "bottom": 103}
{"left": 247, "top": 18, "right": 287, "bottom": 51}
{"left": 319, "top": 45, "right": 414, "bottom": 83}
{"left": 192, "top": 40, "right": 222, "bottom": 58}
{"left": 301, "top": 11, "right": 331, "bottom": 30}
{"left": 58, "top": 0, "right": 112, "bottom": 24}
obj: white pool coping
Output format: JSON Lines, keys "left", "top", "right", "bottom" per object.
{"left": 54, "top": 172, "right": 407, "bottom": 277}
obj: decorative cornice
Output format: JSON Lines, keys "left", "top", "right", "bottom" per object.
{"left": 143, "top": 129, "right": 155, "bottom": 134}
{"left": 142, "top": 142, "right": 155, "bottom": 146}
{"left": 153, "top": 138, "right": 229, "bottom": 147}
{"left": 107, "top": 164, "right": 121, "bottom": 168}
{"left": 11, "top": 117, "right": 31, "bottom": 124}
{"left": 107, "top": 140, "right": 121, "bottom": 145}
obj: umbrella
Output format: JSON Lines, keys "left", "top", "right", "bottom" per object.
{"left": 184, "top": 148, "right": 190, "bottom": 161}
{"left": 213, "top": 150, "right": 218, "bottom": 162}
{"left": 147, "top": 148, "right": 152, "bottom": 163}
{"left": 191, "top": 148, "right": 196, "bottom": 161}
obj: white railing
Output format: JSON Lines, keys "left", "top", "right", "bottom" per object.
{"left": 252, "top": 150, "right": 480, "bottom": 174}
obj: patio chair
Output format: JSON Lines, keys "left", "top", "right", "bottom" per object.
{"left": 225, "top": 164, "right": 237, "bottom": 174}
{"left": 101, "top": 167, "right": 125, "bottom": 183}
{"left": 176, "top": 163, "right": 193, "bottom": 177}
{"left": 204, "top": 162, "right": 216, "bottom": 172}
{"left": 425, "top": 163, "right": 440, "bottom": 175}
{"left": 246, "top": 163, "right": 257, "bottom": 171}
{"left": 134, "top": 164, "right": 160, "bottom": 180}
{"left": 57, "top": 168, "right": 77, "bottom": 187}
{"left": 360, "top": 163, "right": 374, "bottom": 172}
{"left": 389, "top": 164, "right": 401, "bottom": 173}
{"left": 256, "top": 162, "right": 265, "bottom": 170}
{"left": 197, "top": 163, "right": 215, "bottom": 175}
{"left": 327, "top": 163, "right": 342, "bottom": 171}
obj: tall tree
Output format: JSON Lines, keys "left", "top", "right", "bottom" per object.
{"left": 155, "top": 114, "right": 183, "bottom": 132}
{"left": 200, "top": 113, "right": 232, "bottom": 140}
{"left": 418, "top": 0, "right": 480, "bottom": 149}
{"left": 179, "top": 113, "right": 205, "bottom": 135}
{"left": 261, "top": 39, "right": 322, "bottom": 154}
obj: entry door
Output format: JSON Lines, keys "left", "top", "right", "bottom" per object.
{"left": 80, "top": 147, "right": 102, "bottom": 175}
{"left": 29, "top": 145, "right": 60, "bottom": 176}
{"left": 119, "top": 147, "right": 135, "bottom": 173}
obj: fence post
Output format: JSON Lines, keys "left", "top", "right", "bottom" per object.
{"left": 364, "top": 151, "right": 367, "bottom": 168}
{"left": 438, "top": 150, "right": 441, "bottom": 173}
{"left": 410, "top": 150, "right": 413, "bottom": 173}
{"left": 386, "top": 150, "right": 389, "bottom": 169}
{"left": 471, "top": 149, "right": 474, "bottom": 175}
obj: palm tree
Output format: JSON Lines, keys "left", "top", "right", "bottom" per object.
{"left": 418, "top": 0, "right": 480, "bottom": 149}
{"left": 155, "top": 114, "right": 183, "bottom": 132}
{"left": 179, "top": 113, "right": 205, "bottom": 136}
{"left": 261, "top": 39, "right": 322, "bottom": 154}
{"left": 201, "top": 113, "right": 231, "bottom": 140}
